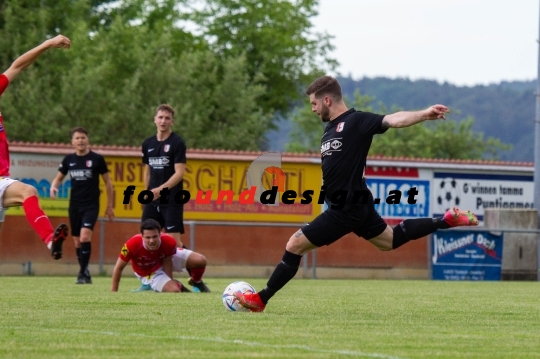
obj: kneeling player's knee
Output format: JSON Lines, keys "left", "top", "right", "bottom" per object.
{"left": 195, "top": 253, "right": 207, "bottom": 267}
{"left": 162, "top": 280, "right": 181, "bottom": 292}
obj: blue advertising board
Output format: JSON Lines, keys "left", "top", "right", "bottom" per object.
{"left": 366, "top": 178, "right": 430, "bottom": 218}
{"left": 431, "top": 230, "right": 503, "bottom": 280}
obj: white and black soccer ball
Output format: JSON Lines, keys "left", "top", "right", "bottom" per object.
{"left": 436, "top": 177, "right": 461, "bottom": 212}
{"left": 222, "top": 281, "right": 256, "bottom": 312}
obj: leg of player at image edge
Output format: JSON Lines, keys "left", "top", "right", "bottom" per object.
{"left": 23, "top": 196, "right": 69, "bottom": 260}
{"left": 234, "top": 207, "right": 479, "bottom": 312}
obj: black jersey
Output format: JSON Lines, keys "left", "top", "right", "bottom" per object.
{"left": 59, "top": 151, "right": 109, "bottom": 208}
{"left": 320, "top": 108, "right": 387, "bottom": 209}
{"left": 142, "top": 132, "right": 186, "bottom": 204}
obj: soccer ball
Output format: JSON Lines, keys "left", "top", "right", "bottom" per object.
{"left": 436, "top": 177, "right": 461, "bottom": 212}
{"left": 222, "top": 281, "right": 256, "bottom": 312}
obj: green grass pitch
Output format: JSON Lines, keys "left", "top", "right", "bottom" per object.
{"left": 0, "top": 276, "right": 539, "bottom": 359}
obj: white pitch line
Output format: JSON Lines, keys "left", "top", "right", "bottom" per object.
{"left": 3, "top": 326, "right": 408, "bottom": 359}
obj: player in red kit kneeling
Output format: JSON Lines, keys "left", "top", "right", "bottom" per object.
{"left": 111, "top": 219, "right": 210, "bottom": 293}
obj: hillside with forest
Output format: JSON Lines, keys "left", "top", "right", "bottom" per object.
{"left": 338, "top": 77, "right": 536, "bottom": 162}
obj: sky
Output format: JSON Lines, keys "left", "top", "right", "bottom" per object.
{"left": 312, "top": 0, "right": 539, "bottom": 86}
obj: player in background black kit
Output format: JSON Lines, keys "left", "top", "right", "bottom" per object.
{"left": 50, "top": 127, "right": 114, "bottom": 284}
{"left": 141, "top": 104, "right": 210, "bottom": 293}
{"left": 235, "top": 76, "right": 479, "bottom": 312}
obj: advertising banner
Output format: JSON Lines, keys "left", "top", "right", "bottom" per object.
{"left": 431, "top": 230, "right": 503, "bottom": 280}
{"left": 8, "top": 153, "right": 323, "bottom": 222}
{"left": 364, "top": 166, "right": 431, "bottom": 223}
{"left": 433, "top": 172, "right": 534, "bottom": 221}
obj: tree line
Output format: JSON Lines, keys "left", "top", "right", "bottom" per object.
{"left": 1, "top": 0, "right": 511, "bottom": 160}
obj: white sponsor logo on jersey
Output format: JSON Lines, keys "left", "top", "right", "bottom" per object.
{"left": 330, "top": 140, "right": 342, "bottom": 149}
{"left": 70, "top": 170, "right": 93, "bottom": 180}
{"left": 320, "top": 137, "right": 343, "bottom": 157}
{"left": 148, "top": 157, "right": 170, "bottom": 167}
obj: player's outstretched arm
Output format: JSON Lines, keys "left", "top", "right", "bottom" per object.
{"left": 111, "top": 257, "right": 129, "bottom": 292}
{"left": 382, "top": 105, "right": 449, "bottom": 129}
{"left": 3, "top": 35, "right": 71, "bottom": 82}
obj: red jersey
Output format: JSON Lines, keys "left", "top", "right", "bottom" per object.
{"left": 119, "top": 233, "right": 177, "bottom": 277}
{"left": 0, "top": 74, "right": 10, "bottom": 176}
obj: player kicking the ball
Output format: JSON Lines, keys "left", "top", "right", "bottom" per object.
{"left": 111, "top": 219, "right": 211, "bottom": 293}
{"left": 235, "top": 76, "right": 479, "bottom": 312}
{"left": 0, "top": 35, "right": 71, "bottom": 259}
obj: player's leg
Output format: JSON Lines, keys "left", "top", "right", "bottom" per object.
{"left": 366, "top": 207, "right": 479, "bottom": 251}
{"left": 236, "top": 209, "right": 352, "bottom": 312}
{"left": 77, "top": 207, "right": 99, "bottom": 284}
{"left": 148, "top": 269, "right": 190, "bottom": 293}
{"left": 1, "top": 179, "right": 67, "bottom": 259}
{"left": 69, "top": 207, "right": 84, "bottom": 284}
{"left": 172, "top": 248, "right": 210, "bottom": 292}
{"left": 161, "top": 204, "right": 185, "bottom": 247}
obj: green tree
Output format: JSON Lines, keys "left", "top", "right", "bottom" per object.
{"left": 0, "top": 0, "right": 272, "bottom": 150}
{"left": 191, "top": 0, "right": 337, "bottom": 115}
{"left": 370, "top": 117, "right": 511, "bottom": 160}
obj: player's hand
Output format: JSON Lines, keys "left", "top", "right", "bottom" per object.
{"left": 424, "top": 104, "right": 449, "bottom": 120}
{"left": 151, "top": 187, "right": 161, "bottom": 200}
{"left": 106, "top": 206, "right": 115, "bottom": 222}
{"left": 50, "top": 187, "right": 58, "bottom": 199}
{"left": 46, "top": 35, "right": 71, "bottom": 49}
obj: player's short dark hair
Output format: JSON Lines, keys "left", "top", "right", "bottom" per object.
{"left": 140, "top": 219, "right": 161, "bottom": 233}
{"left": 155, "top": 104, "right": 175, "bottom": 117}
{"left": 71, "top": 126, "right": 88, "bottom": 138}
{"left": 305, "top": 76, "right": 342, "bottom": 101}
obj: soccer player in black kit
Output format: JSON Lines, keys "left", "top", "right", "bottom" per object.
{"left": 141, "top": 104, "right": 210, "bottom": 292}
{"left": 51, "top": 127, "right": 114, "bottom": 284}
{"left": 235, "top": 76, "right": 479, "bottom": 312}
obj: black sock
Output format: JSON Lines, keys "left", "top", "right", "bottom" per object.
{"left": 258, "top": 250, "right": 302, "bottom": 304}
{"left": 182, "top": 244, "right": 192, "bottom": 277}
{"left": 392, "top": 218, "right": 450, "bottom": 249}
{"left": 80, "top": 242, "right": 91, "bottom": 275}
{"left": 76, "top": 247, "right": 82, "bottom": 268}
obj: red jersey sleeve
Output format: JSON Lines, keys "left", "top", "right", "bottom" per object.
{"left": 119, "top": 236, "right": 139, "bottom": 262}
{"left": 0, "top": 74, "right": 9, "bottom": 97}
{"left": 160, "top": 234, "right": 178, "bottom": 257}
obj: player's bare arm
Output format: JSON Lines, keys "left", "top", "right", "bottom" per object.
{"left": 150, "top": 163, "right": 185, "bottom": 200}
{"left": 382, "top": 105, "right": 449, "bottom": 128}
{"left": 162, "top": 255, "right": 174, "bottom": 280}
{"left": 102, "top": 172, "right": 115, "bottom": 221}
{"left": 50, "top": 172, "right": 66, "bottom": 199}
{"left": 3, "top": 35, "right": 70, "bottom": 82}
{"left": 111, "top": 257, "right": 129, "bottom": 292}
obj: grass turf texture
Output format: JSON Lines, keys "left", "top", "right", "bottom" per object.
{"left": 0, "top": 277, "right": 539, "bottom": 359}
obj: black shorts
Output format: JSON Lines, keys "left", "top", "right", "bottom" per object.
{"left": 69, "top": 205, "right": 99, "bottom": 237}
{"left": 142, "top": 203, "right": 185, "bottom": 234}
{"left": 302, "top": 203, "right": 387, "bottom": 247}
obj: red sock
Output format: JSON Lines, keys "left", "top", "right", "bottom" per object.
{"left": 190, "top": 267, "right": 206, "bottom": 282}
{"left": 22, "top": 196, "right": 54, "bottom": 243}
